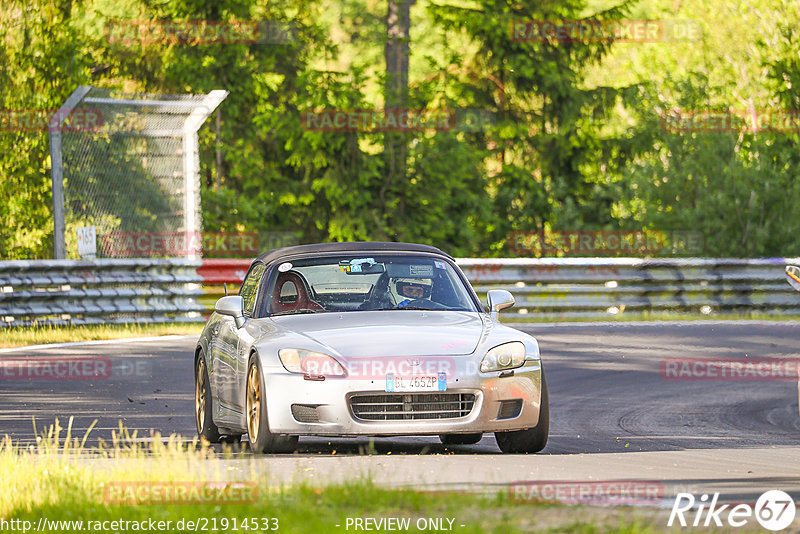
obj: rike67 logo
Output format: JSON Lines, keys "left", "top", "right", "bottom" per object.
{"left": 669, "top": 490, "right": 797, "bottom": 531}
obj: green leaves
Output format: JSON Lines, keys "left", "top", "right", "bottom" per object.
{"left": 2, "top": 0, "right": 800, "bottom": 259}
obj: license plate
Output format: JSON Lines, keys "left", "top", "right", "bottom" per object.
{"left": 386, "top": 373, "right": 446, "bottom": 392}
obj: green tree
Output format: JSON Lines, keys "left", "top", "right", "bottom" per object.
{"left": 0, "top": 0, "right": 94, "bottom": 259}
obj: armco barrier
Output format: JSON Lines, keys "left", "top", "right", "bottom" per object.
{"left": 198, "top": 257, "right": 800, "bottom": 318}
{"left": 459, "top": 257, "right": 800, "bottom": 318}
{"left": 197, "top": 258, "right": 250, "bottom": 284}
{"left": 0, "top": 259, "right": 205, "bottom": 327}
{"left": 4, "top": 257, "right": 800, "bottom": 325}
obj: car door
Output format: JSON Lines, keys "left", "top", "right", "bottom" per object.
{"left": 225, "top": 262, "right": 266, "bottom": 413}
{"left": 209, "top": 312, "right": 240, "bottom": 418}
{"left": 210, "top": 263, "right": 265, "bottom": 420}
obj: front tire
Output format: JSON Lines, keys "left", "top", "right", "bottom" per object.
{"left": 495, "top": 372, "right": 550, "bottom": 454}
{"left": 246, "top": 356, "right": 298, "bottom": 454}
{"left": 195, "top": 352, "right": 222, "bottom": 443}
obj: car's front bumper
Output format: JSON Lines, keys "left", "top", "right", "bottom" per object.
{"left": 261, "top": 359, "right": 544, "bottom": 436}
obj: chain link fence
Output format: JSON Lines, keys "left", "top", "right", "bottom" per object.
{"left": 50, "top": 86, "right": 227, "bottom": 259}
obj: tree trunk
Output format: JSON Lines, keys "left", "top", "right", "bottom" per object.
{"left": 383, "top": 0, "right": 413, "bottom": 233}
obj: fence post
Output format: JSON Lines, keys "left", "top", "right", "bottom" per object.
{"left": 50, "top": 86, "right": 92, "bottom": 259}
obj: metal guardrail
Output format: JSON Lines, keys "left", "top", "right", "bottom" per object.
{"left": 197, "top": 259, "right": 250, "bottom": 285}
{"left": 198, "top": 257, "right": 800, "bottom": 318}
{"left": 0, "top": 259, "right": 205, "bottom": 327}
{"left": 460, "top": 257, "right": 800, "bottom": 318}
{"left": 3, "top": 257, "right": 800, "bottom": 326}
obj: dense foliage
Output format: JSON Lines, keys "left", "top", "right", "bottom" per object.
{"left": 0, "top": 0, "right": 798, "bottom": 258}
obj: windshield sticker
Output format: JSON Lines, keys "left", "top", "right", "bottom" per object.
{"left": 348, "top": 257, "right": 375, "bottom": 273}
{"left": 278, "top": 262, "right": 293, "bottom": 272}
{"left": 339, "top": 258, "right": 375, "bottom": 273}
{"left": 409, "top": 264, "right": 434, "bottom": 276}
{"left": 434, "top": 260, "right": 446, "bottom": 269}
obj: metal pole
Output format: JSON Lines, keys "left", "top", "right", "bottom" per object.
{"left": 182, "top": 129, "right": 200, "bottom": 258}
{"left": 50, "top": 85, "right": 92, "bottom": 259}
{"left": 182, "top": 90, "right": 228, "bottom": 259}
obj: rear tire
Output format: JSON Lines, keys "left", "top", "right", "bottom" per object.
{"left": 246, "top": 355, "right": 298, "bottom": 454}
{"left": 495, "top": 372, "right": 549, "bottom": 454}
{"left": 195, "top": 352, "right": 222, "bottom": 443}
{"left": 439, "top": 433, "right": 482, "bottom": 445}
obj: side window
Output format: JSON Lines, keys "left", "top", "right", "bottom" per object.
{"left": 240, "top": 263, "right": 266, "bottom": 317}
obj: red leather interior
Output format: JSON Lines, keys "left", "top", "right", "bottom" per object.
{"left": 270, "top": 271, "right": 324, "bottom": 314}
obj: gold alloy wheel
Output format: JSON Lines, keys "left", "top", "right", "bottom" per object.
{"left": 195, "top": 358, "right": 206, "bottom": 433}
{"left": 246, "top": 363, "right": 261, "bottom": 440}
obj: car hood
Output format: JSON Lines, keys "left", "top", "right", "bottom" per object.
{"left": 269, "top": 311, "right": 485, "bottom": 357}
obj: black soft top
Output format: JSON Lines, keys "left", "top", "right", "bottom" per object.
{"left": 255, "top": 241, "right": 454, "bottom": 264}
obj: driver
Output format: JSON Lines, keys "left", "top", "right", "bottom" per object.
{"left": 394, "top": 278, "right": 432, "bottom": 308}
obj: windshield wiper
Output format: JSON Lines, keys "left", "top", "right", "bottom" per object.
{"left": 369, "top": 306, "right": 432, "bottom": 311}
{"left": 271, "top": 309, "right": 319, "bottom": 316}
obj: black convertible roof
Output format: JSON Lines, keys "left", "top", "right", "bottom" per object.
{"left": 255, "top": 241, "right": 454, "bottom": 264}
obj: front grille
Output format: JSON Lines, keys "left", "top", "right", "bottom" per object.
{"left": 350, "top": 393, "right": 476, "bottom": 421}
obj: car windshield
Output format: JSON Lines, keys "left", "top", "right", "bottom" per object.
{"left": 264, "top": 255, "right": 480, "bottom": 316}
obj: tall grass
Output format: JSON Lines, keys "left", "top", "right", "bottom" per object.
{"left": 0, "top": 419, "right": 660, "bottom": 533}
{"left": 0, "top": 417, "right": 243, "bottom": 518}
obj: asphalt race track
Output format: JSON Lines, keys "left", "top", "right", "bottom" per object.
{"left": 2, "top": 322, "right": 799, "bottom": 504}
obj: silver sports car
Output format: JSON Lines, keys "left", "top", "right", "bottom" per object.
{"left": 194, "top": 242, "right": 548, "bottom": 453}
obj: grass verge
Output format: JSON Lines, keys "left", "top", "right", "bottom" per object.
{"left": 0, "top": 420, "right": 665, "bottom": 533}
{"left": 0, "top": 323, "right": 204, "bottom": 349}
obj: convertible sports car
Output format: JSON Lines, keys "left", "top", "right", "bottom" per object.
{"left": 194, "top": 242, "right": 548, "bottom": 454}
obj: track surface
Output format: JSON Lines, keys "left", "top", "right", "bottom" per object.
{"left": 2, "top": 322, "right": 800, "bottom": 504}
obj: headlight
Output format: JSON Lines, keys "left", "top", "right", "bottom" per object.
{"left": 479, "top": 342, "right": 526, "bottom": 373}
{"left": 278, "top": 348, "right": 346, "bottom": 377}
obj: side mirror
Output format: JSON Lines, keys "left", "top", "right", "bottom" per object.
{"left": 215, "top": 295, "right": 246, "bottom": 328}
{"left": 787, "top": 265, "right": 800, "bottom": 292}
{"left": 487, "top": 289, "right": 515, "bottom": 319}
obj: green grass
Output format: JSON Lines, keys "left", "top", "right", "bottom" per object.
{"left": 0, "top": 322, "right": 204, "bottom": 348}
{"left": 0, "top": 420, "right": 663, "bottom": 533}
